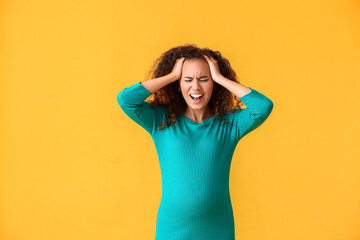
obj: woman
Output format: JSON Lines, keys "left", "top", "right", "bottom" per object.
{"left": 116, "top": 44, "right": 274, "bottom": 240}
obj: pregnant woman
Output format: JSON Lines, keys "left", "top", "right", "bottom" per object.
{"left": 116, "top": 44, "right": 274, "bottom": 240}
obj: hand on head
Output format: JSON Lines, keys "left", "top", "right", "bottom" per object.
{"left": 170, "top": 57, "right": 186, "bottom": 80}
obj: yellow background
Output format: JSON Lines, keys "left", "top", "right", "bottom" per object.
{"left": 2, "top": 0, "right": 360, "bottom": 239}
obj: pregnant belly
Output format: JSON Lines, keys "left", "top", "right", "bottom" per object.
{"left": 160, "top": 183, "right": 232, "bottom": 221}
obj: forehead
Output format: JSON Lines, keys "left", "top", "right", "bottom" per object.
{"left": 182, "top": 59, "right": 210, "bottom": 74}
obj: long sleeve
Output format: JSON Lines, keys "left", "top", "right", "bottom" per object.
{"left": 116, "top": 81, "right": 166, "bottom": 136}
{"left": 232, "top": 87, "right": 274, "bottom": 141}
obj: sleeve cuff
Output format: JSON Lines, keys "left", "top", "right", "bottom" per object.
{"left": 239, "top": 87, "right": 271, "bottom": 109}
{"left": 117, "top": 81, "right": 153, "bottom": 105}
{"left": 137, "top": 81, "right": 152, "bottom": 95}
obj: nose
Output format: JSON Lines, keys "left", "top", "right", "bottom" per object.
{"left": 191, "top": 74, "right": 202, "bottom": 89}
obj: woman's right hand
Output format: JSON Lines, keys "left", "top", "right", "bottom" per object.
{"left": 170, "top": 57, "right": 185, "bottom": 80}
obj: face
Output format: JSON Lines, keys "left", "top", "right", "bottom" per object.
{"left": 179, "top": 59, "right": 214, "bottom": 110}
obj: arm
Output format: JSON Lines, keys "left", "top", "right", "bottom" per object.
{"left": 232, "top": 87, "right": 274, "bottom": 140}
{"left": 116, "top": 73, "right": 177, "bottom": 135}
{"left": 140, "top": 73, "right": 178, "bottom": 93}
{"left": 208, "top": 75, "right": 273, "bottom": 140}
{"left": 140, "top": 57, "right": 185, "bottom": 93}
{"left": 201, "top": 54, "right": 273, "bottom": 140}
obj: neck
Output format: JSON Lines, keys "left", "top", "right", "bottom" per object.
{"left": 184, "top": 106, "right": 213, "bottom": 122}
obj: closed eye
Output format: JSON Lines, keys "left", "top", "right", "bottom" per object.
{"left": 185, "top": 79, "right": 208, "bottom": 82}
{"left": 184, "top": 76, "right": 208, "bottom": 82}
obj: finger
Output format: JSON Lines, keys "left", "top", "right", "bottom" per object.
{"left": 203, "top": 55, "right": 211, "bottom": 62}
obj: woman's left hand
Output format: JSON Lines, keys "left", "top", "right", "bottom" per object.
{"left": 202, "top": 54, "right": 223, "bottom": 83}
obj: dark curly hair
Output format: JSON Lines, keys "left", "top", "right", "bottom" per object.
{"left": 143, "top": 43, "right": 244, "bottom": 130}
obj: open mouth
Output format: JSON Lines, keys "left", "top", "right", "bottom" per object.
{"left": 189, "top": 94, "right": 204, "bottom": 103}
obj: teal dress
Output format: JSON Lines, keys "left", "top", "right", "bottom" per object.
{"left": 117, "top": 81, "right": 273, "bottom": 240}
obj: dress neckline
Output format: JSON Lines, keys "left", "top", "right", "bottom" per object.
{"left": 180, "top": 114, "right": 216, "bottom": 125}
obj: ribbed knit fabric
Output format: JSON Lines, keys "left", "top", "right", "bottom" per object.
{"left": 116, "top": 81, "right": 274, "bottom": 240}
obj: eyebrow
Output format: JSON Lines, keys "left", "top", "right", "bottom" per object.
{"left": 184, "top": 76, "right": 208, "bottom": 79}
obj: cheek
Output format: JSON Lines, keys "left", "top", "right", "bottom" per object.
{"left": 206, "top": 84, "right": 214, "bottom": 94}
{"left": 179, "top": 82, "right": 186, "bottom": 91}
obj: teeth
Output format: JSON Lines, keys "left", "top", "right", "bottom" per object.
{"left": 190, "top": 94, "right": 203, "bottom": 97}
